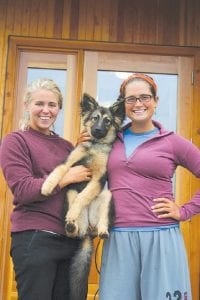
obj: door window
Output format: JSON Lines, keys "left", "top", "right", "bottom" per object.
{"left": 15, "top": 51, "right": 78, "bottom": 142}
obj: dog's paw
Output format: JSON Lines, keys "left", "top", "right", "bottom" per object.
{"left": 66, "top": 222, "right": 76, "bottom": 233}
{"left": 88, "top": 227, "right": 98, "bottom": 239}
{"left": 98, "top": 224, "right": 109, "bottom": 239}
{"left": 41, "top": 182, "right": 53, "bottom": 196}
{"left": 99, "top": 232, "right": 109, "bottom": 239}
{"left": 41, "top": 180, "right": 56, "bottom": 196}
{"left": 98, "top": 228, "right": 109, "bottom": 239}
{"left": 41, "top": 165, "right": 69, "bottom": 196}
{"left": 65, "top": 221, "right": 79, "bottom": 237}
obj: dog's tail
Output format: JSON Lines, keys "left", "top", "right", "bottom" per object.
{"left": 69, "top": 236, "right": 93, "bottom": 300}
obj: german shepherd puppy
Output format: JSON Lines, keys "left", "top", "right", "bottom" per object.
{"left": 41, "top": 93, "right": 125, "bottom": 300}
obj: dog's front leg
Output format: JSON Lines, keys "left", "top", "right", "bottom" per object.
{"left": 41, "top": 145, "right": 86, "bottom": 196}
{"left": 41, "top": 164, "right": 69, "bottom": 195}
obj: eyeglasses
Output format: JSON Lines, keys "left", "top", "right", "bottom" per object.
{"left": 125, "top": 94, "right": 152, "bottom": 104}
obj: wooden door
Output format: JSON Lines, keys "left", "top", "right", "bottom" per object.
{"left": 1, "top": 40, "right": 199, "bottom": 300}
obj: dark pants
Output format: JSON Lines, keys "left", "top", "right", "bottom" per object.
{"left": 11, "top": 230, "right": 85, "bottom": 300}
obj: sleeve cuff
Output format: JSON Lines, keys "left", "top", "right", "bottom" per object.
{"left": 179, "top": 206, "right": 191, "bottom": 221}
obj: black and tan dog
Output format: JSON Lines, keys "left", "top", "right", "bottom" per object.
{"left": 41, "top": 93, "right": 125, "bottom": 300}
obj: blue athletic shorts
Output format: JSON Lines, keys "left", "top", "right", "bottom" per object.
{"left": 99, "top": 226, "right": 192, "bottom": 300}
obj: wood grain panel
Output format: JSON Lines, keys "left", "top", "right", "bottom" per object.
{"left": 137, "top": 0, "right": 158, "bottom": 44}
{"left": 108, "top": 0, "right": 118, "bottom": 42}
{"left": 77, "top": 0, "right": 87, "bottom": 39}
{"left": 93, "top": 1, "right": 103, "bottom": 41}
{"left": 122, "top": 0, "right": 137, "bottom": 43}
{"left": 62, "top": 0, "right": 71, "bottom": 38}
{"left": 29, "top": 0, "right": 41, "bottom": 36}
{"left": 69, "top": 0, "right": 79, "bottom": 39}
{"left": 37, "top": 0, "right": 49, "bottom": 36}
{"left": 156, "top": 0, "right": 180, "bottom": 45}
{"left": 53, "top": 0, "right": 64, "bottom": 38}
{"left": 20, "top": 0, "right": 31, "bottom": 35}
{"left": 85, "top": 0, "right": 95, "bottom": 40}
{"left": 1, "top": 0, "right": 200, "bottom": 46}
{"left": 116, "top": 0, "right": 125, "bottom": 42}
{"left": 185, "top": 0, "right": 200, "bottom": 46}
{"left": 0, "top": 171, "right": 7, "bottom": 296}
{"left": 101, "top": 0, "right": 110, "bottom": 41}
{"left": 0, "top": 0, "right": 7, "bottom": 130}
{"left": 12, "top": 0, "right": 23, "bottom": 35}
{"left": 45, "top": 0, "right": 55, "bottom": 37}
{"left": 190, "top": 52, "right": 200, "bottom": 300}
{"left": 5, "top": 0, "right": 15, "bottom": 34}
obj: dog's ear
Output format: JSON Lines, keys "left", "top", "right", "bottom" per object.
{"left": 110, "top": 98, "right": 126, "bottom": 126}
{"left": 81, "top": 93, "right": 99, "bottom": 116}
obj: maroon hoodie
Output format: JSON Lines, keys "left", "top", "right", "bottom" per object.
{"left": 108, "top": 121, "right": 200, "bottom": 228}
{"left": 0, "top": 128, "right": 73, "bottom": 235}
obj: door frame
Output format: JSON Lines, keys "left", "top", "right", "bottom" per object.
{"left": 1, "top": 36, "right": 200, "bottom": 299}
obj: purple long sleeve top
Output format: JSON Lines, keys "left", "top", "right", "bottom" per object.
{"left": 0, "top": 128, "right": 73, "bottom": 235}
{"left": 108, "top": 121, "right": 200, "bottom": 228}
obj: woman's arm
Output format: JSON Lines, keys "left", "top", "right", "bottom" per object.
{"left": 58, "top": 165, "right": 92, "bottom": 188}
{"left": 0, "top": 133, "right": 49, "bottom": 204}
{"left": 152, "top": 135, "right": 200, "bottom": 221}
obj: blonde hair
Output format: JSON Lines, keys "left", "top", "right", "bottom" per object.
{"left": 19, "top": 78, "right": 63, "bottom": 130}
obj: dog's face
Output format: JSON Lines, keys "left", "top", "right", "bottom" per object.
{"left": 80, "top": 93, "right": 125, "bottom": 143}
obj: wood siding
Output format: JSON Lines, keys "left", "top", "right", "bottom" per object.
{"left": 1, "top": 0, "right": 200, "bottom": 299}
{"left": 1, "top": 0, "right": 200, "bottom": 133}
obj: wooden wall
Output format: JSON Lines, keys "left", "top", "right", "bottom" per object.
{"left": 0, "top": 0, "right": 200, "bottom": 299}
{"left": 1, "top": 0, "right": 200, "bottom": 132}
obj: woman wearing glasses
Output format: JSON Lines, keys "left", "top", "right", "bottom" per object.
{"left": 99, "top": 73, "right": 200, "bottom": 300}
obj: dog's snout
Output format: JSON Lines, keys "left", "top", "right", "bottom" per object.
{"left": 91, "top": 125, "right": 106, "bottom": 139}
{"left": 94, "top": 127, "right": 102, "bottom": 133}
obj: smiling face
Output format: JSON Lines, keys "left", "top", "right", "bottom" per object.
{"left": 125, "top": 80, "right": 158, "bottom": 132}
{"left": 26, "top": 89, "right": 60, "bottom": 135}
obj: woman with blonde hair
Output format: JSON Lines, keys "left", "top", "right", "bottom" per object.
{"left": 0, "top": 78, "right": 91, "bottom": 300}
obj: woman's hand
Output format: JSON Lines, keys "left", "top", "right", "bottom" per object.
{"left": 151, "top": 198, "right": 181, "bottom": 221}
{"left": 59, "top": 165, "right": 92, "bottom": 188}
{"left": 76, "top": 130, "right": 91, "bottom": 145}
